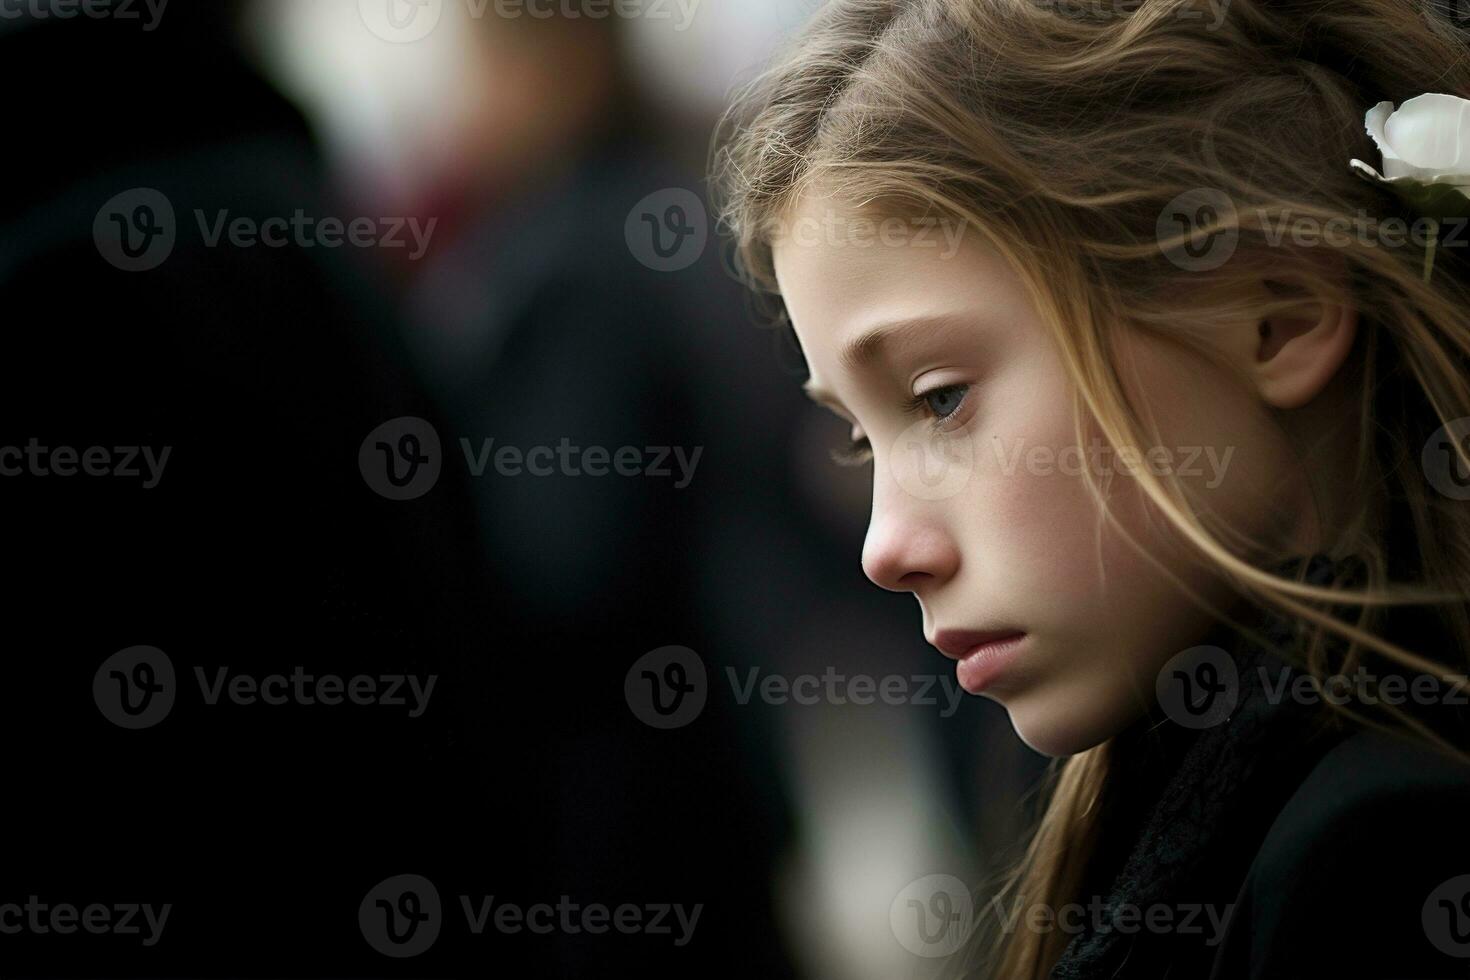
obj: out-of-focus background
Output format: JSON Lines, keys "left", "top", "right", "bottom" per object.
{"left": 0, "top": 1, "right": 1044, "bottom": 975}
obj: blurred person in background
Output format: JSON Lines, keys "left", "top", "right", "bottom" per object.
{"left": 0, "top": 1, "right": 1044, "bottom": 976}
{"left": 259, "top": 4, "right": 840, "bottom": 974}
{"left": 252, "top": 4, "right": 1046, "bottom": 976}
{"left": 0, "top": 1, "right": 557, "bottom": 974}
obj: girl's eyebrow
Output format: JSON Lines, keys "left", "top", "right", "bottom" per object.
{"left": 805, "top": 311, "right": 983, "bottom": 412}
{"left": 837, "top": 312, "right": 978, "bottom": 372}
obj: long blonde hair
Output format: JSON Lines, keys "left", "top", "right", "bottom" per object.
{"left": 712, "top": 0, "right": 1470, "bottom": 975}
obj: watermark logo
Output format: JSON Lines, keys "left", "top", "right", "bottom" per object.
{"left": 0, "top": 439, "right": 171, "bottom": 488}
{"left": 94, "top": 649, "right": 437, "bottom": 729}
{"left": 358, "top": 0, "right": 442, "bottom": 41}
{"left": 624, "top": 645, "right": 707, "bottom": 729}
{"left": 890, "top": 420, "right": 974, "bottom": 501}
{"left": 1157, "top": 188, "right": 1470, "bottom": 272}
{"left": 1423, "top": 874, "right": 1470, "bottom": 958}
{"left": 890, "top": 874, "right": 975, "bottom": 958}
{"left": 1259, "top": 664, "right": 1469, "bottom": 709}
{"left": 192, "top": 667, "right": 436, "bottom": 716}
{"left": 725, "top": 666, "right": 965, "bottom": 718}
{"left": 94, "top": 188, "right": 175, "bottom": 272}
{"left": 93, "top": 646, "right": 175, "bottom": 729}
{"left": 494, "top": 0, "right": 701, "bottom": 28}
{"left": 94, "top": 190, "right": 437, "bottom": 270}
{"left": 1159, "top": 653, "right": 1470, "bottom": 726}
{"left": 626, "top": 188, "right": 708, "bottom": 272}
{"left": 193, "top": 210, "right": 436, "bottom": 259}
{"left": 1156, "top": 645, "right": 1238, "bottom": 728}
{"left": 460, "top": 437, "right": 701, "bottom": 486}
{"left": 461, "top": 893, "right": 701, "bottom": 944}
{"left": 359, "top": 0, "right": 700, "bottom": 42}
{"left": 360, "top": 417, "right": 442, "bottom": 501}
{"left": 1423, "top": 416, "right": 1470, "bottom": 501}
{"left": 359, "top": 874, "right": 701, "bottom": 956}
{"left": 360, "top": 874, "right": 442, "bottom": 958}
{"left": 0, "top": 897, "right": 171, "bottom": 946}
{"left": 624, "top": 649, "right": 969, "bottom": 729}
{"left": 766, "top": 209, "right": 969, "bottom": 259}
{"left": 991, "top": 437, "right": 1234, "bottom": 489}
{"left": 359, "top": 418, "right": 704, "bottom": 499}
{"left": 0, "top": 0, "right": 170, "bottom": 30}
{"left": 1157, "top": 188, "right": 1240, "bottom": 271}
{"left": 985, "top": 893, "right": 1234, "bottom": 945}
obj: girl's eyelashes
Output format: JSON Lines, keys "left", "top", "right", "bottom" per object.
{"left": 831, "top": 434, "right": 873, "bottom": 467}
{"left": 909, "top": 382, "right": 973, "bottom": 426}
{"left": 826, "top": 384, "right": 973, "bottom": 467}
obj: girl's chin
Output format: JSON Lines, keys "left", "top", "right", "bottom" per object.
{"left": 1003, "top": 689, "right": 1146, "bottom": 758}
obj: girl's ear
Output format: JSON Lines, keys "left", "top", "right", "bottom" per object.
{"left": 1248, "top": 276, "right": 1358, "bottom": 410}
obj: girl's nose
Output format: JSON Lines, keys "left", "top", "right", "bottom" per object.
{"left": 861, "top": 487, "right": 960, "bottom": 593}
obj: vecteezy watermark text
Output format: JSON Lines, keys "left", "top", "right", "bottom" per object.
{"left": 725, "top": 666, "right": 965, "bottom": 718}
{"left": 0, "top": 0, "right": 168, "bottom": 30}
{"left": 0, "top": 439, "right": 170, "bottom": 488}
{"left": 193, "top": 210, "right": 437, "bottom": 260}
{"left": 359, "top": 418, "right": 705, "bottom": 500}
{"left": 93, "top": 646, "right": 437, "bottom": 729}
{"left": 1158, "top": 188, "right": 1470, "bottom": 271}
{"left": 888, "top": 873, "right": 1235, "bottom": 960}
{"left": 460, "top": 438, "right": 701, "bottom": 487}
{"left": 992, "top": 436, "right": 1235, "bottom": 489}
{"left": 94, "top": 189, "right": 438, "bottom": 271}
{"left": 0, "top": 897, "right": 171, "bottom": 946}
{"left": 1156, "top": 645, "right": 1470, "bottom": 729}
{"left": 358, "top": 0, "right": 702, "bottom": 44}
{"left": 1259, "top": 665, "right": 1470, "bottom": 708}
{"left": 193, "top": 666, "right": 436, "bottom": 717}
{"left": 765, "top": 209, "right": 969, "bottom": 260}
{"left": 359, "top": 874, "right": 700, "bottom": 958}
{"left": 624, "top": 646, "right": 966, "bottom": 729}
{"left": 985, "top": 894, "right": 1234, "bottom": 945}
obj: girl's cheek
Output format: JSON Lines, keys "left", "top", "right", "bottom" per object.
{"left": 964, "top": 364, "right": 1105, "bottom": 579}
{"left": 961, "top": 380, "right": 1195, "bottom": 620}
{"left": 1117, "top": 334, "right": 1302, "bottom": 547}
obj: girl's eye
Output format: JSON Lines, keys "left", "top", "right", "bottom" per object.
{"left": 919, "top": 384, "right": 970, "bottom": 422}
{"left": 826, "top": 385, "right": 971, "bottom": 468}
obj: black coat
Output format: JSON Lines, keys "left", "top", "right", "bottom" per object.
{"left": 1048, "top": 555, "right": 1470, "bottom": 979}
{"left": 1211, "top": 726, "right": 1470, "bottom": 978}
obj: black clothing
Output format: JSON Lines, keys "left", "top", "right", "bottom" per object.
{"left": 1049, "top": 555, "right": 1470, "bottom": 979}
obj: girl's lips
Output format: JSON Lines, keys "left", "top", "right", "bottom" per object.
{"left": 931, "top": 629, "right": 1028, "bottom": 694}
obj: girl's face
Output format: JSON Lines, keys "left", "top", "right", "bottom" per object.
{"left": 772, "top": 198, "right": 1316, "bottom": 756}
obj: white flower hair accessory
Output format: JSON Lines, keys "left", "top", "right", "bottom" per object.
{"left": 1349, "top": 92, "right": 1470, "bottom": 283}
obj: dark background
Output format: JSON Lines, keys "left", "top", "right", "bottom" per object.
{"left": 0, "top": 2, "right": 1044, "bottom": 976}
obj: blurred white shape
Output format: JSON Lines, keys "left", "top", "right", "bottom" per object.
{"left": 246, "top": 0, "right": 481, "bottom": 201}
{"left": 247, "top": 0, "right": 828, "bottom": 191}
{"left": 622, "top": 0, "right": 826, "bottom": 117}
{"left": 775, "top": 687, "right": 980, "bottom": 980}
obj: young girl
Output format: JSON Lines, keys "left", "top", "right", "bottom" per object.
{"left": 713, "top": 0, "right": 1470, "bottom": 976}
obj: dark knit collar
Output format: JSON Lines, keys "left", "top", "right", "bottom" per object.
{"left": 1047, "top": 553, "right": 1364, "bottom": 980}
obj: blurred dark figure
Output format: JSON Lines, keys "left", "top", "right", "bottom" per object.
{"left": 0, "top": 3, "right": 536, "bottom": 975}
{"left": 0, "top": 3, "right": 807, "bottom": 977}
{"left": 396, "top": 12, "right": 809, "bottom": 978}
